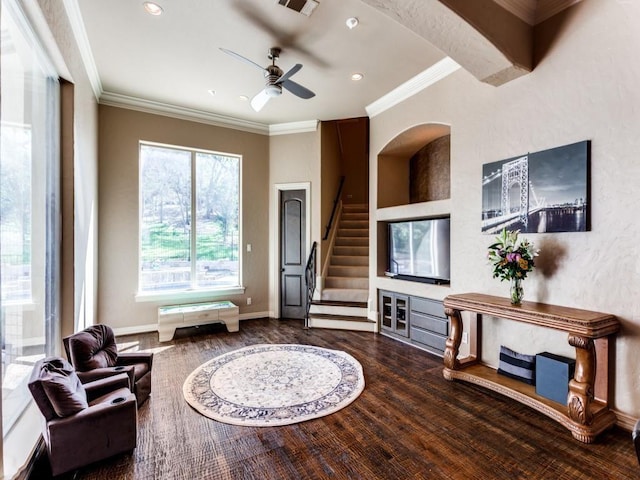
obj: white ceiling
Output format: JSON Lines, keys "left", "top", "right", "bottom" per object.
{"left": 74, "top": 0, "right": 448, "bottom": 128}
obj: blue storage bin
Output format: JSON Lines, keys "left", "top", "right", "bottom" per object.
{"left": 535, "top": 352, "right": 576, "bottom": 404}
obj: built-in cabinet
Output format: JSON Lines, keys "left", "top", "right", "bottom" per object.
{"left": 379, "top": 290, "right": 448, "bottom": 356}
{"left": 409, "top": 296, "right": 449, "bottom": 354}
{"left": 379, "top": 291, "right": 409, "bottom": 337}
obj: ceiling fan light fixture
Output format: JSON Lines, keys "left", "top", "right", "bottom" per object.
{"left": 265, "top": 84, "right": 282, "bottom": 97}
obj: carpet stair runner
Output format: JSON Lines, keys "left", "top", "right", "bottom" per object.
{"left": 309, "top": 204, "right": 375, "bottom": 332}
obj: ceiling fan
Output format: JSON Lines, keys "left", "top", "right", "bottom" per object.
{"left": 220, "top": 47, "right": 315, "bottom": 112}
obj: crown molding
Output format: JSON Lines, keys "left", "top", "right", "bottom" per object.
{"left": 99, "top": 91, "right": 271, "bottom": 135}
{"left": 269, "top": 120, "right": 318, "bottom": 135}
{"left": 365, "top": 57, "right": 460, "bottom": 118}
{"left": 62, "top": 0, "right": 102, "bottom": 99}
{"left": 100, "top": 91, "right": 317, "bottom": 136}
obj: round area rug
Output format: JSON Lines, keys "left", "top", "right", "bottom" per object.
{"left": 183, "top": 344, "right": 365, "bottom": 426}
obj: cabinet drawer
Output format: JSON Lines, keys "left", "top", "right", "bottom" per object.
{"left": 410, "top": 297, "right": 445, "bottom": 318}
{"left": 410, "top": 312, "right": 448, "bottom": 336}
{"left": 411, "top": 328, "right": 447, "bottom": 352}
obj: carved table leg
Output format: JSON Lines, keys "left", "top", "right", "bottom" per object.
{"left": 567, "top": 334, "right": 595, "bottom": 434}
{"left": 443, "top": 307, "right": 463, "bottom": 379}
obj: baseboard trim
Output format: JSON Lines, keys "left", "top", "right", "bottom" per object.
{"left": 112, "top": 313, "right": 271, "bottom": 338}
{"left": 614, "top": 410, "right": 637, "bottom": 432}
{"left": 239, "top": 311, "right": 270, "bottom": 320}
{"left": 112, "top": 323, "right": 158, "bottom": 337}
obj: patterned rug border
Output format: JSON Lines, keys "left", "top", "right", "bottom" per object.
{"left": 183, "top": 344, "right": 365, "bottom": 427}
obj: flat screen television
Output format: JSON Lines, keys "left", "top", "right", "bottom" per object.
{"left": 386, "top": 217, "right": 450, "bottom": 284}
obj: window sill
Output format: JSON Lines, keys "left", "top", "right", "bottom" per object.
{"left": 135, "top": 286, "right": 245, "bottom": 303}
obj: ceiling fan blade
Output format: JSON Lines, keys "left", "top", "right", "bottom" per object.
{"left": 250, "top": 89, "right": 271, "bottom": 112}
{"left": 219, "top": 48, "right": 266, "bottom": 73}
{"left": 276, "top": 64, "right": 302, "bottom": 84}
{"left": 281, "top": 79, "right": 315, "bottom": 100}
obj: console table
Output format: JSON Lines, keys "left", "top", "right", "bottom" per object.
{"left": 442, "top": 293, "right": 619, "bottom": 443}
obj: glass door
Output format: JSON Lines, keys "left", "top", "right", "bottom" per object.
{"left": 395, "top": 295, "right": 409, "bottom": 337}
{"left": 380, "top": 292, "right": 393, "bottom": 330}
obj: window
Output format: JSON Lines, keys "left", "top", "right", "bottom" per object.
{"left": 139, "top": 143, "right": 241, "bottom": 294}
{"left": 0, "top": 0, "right": 60, "bottom": 454}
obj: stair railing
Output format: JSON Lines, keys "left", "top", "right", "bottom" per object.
{"left": 323, "top": 176, "right": 345, "bottom": 240}
{"left": 304, "top": 241, "right": 318, "bottom": 329}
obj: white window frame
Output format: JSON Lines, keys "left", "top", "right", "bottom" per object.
{"left": 0, "top": 0, "right": 61, "bottom": 476}
{"left": 136, "top": 141, "right": 244, "bottom": 302}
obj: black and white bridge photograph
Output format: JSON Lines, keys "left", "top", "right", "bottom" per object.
{"left": 481, "top": 140, "right": 590, "bottom": 234}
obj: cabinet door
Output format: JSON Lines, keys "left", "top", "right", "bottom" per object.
{"left": 380, "top": 292, "right": 394, "bottom": 331}
{"left": 394, "top": 295, "right": 409, "bottom": 337}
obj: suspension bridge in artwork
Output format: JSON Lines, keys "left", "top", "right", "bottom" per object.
{"left": 482, "top": 155, "right": 538, "bottom": 233}
{"left": 481, "top": 155, "right": 586, "bottom": 234}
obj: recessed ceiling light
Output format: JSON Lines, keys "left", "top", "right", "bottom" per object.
{"left": 346, "top": 17, "right": 359, "bottom": 29}
{"left": 143, "top": 2, "right": 163, "bottom": 15}
{"left": 239, "top": 95, "right": 249, "bottom": 101}
{"left": 207, "top": 89, "right": 216, "bottom": 96}
{"left": 351, "top": 73, "right": 364, "bottom": 81}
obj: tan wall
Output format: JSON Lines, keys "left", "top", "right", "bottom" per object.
{"left": 377, "top": 155, "right": 410, "bottom": 208}
{"left": 268, "top": 129, "right": 320, "bottom": 316}
{"left": 36, "top": 0, "right": 99, "bottom": 340}
{"left": 370, "top": 0, "right": 640, "bottom": 418}
{"left": 98, "top": 106, "right": 270, "bottom": 329}
{"left": 320, "top": 121, "right": 342, "bottom": 267}
{"left": 338, "top": 117, "right": 369, "bottom": 205}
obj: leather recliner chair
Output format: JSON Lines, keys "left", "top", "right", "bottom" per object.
{"left": 28, "top": 357, "right": 137, "bottom": 476}
{"left": 64, "top": 324, "right": 153, "bottom": 406}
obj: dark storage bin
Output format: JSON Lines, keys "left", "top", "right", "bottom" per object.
{"left": 535, "top": 352, "right": 576, "bottom": 404}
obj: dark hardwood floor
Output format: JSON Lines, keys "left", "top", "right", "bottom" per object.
{"left": 31, "top": 318, "right": 638, "bottom": 479}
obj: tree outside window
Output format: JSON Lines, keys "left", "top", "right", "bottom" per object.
{"left": 139, "top": 143, "right": 240, "bottom": 292}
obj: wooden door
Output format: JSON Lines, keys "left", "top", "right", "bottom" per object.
{"left": 280, "top": 190, "right": 306, "bottom": 319}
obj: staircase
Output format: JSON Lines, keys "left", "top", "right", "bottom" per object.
{"left": 308, "top": 204, "right": 376, "bottom": 332}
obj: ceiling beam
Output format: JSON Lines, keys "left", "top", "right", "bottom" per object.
{"left": 359, "top": 0, "right": 533, "bottom": 86}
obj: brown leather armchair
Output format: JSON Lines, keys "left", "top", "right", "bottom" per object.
{"left": 64, "top": 324, "right": 153, "bottom": 406}
{"left": 28, "top": 357, "right": 137, "bottom": 476}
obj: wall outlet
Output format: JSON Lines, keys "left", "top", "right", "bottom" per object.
{"left": 246, "top": 243, "right": 252, "bottom": 252}
{"left": 462, "top": 332, "right": 469, "bottom": 344}
{"left": 246, "top": 297, "right": 252, "bottom": 305}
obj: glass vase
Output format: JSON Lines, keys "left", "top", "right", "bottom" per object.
{"left": 510, "top": 277, "right": 524, "bottom": 305}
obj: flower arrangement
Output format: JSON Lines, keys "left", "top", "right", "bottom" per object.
{"left": 487, "top": 228, "right": 538, "bottom": 282}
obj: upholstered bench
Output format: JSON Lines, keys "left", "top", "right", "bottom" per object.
{"left": 157, "top": 301, "right": 239, "bottom": 342}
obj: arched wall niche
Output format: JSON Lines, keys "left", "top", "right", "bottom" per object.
{"left": 377, "top": 123, "right": 451, "bottom": 209}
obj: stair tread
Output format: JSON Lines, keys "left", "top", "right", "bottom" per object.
{"left": 311, "top": 300, "right": 367, "bottom": 308}
{"left": 309, "top": 313, "right": 375, "bottom": 323}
